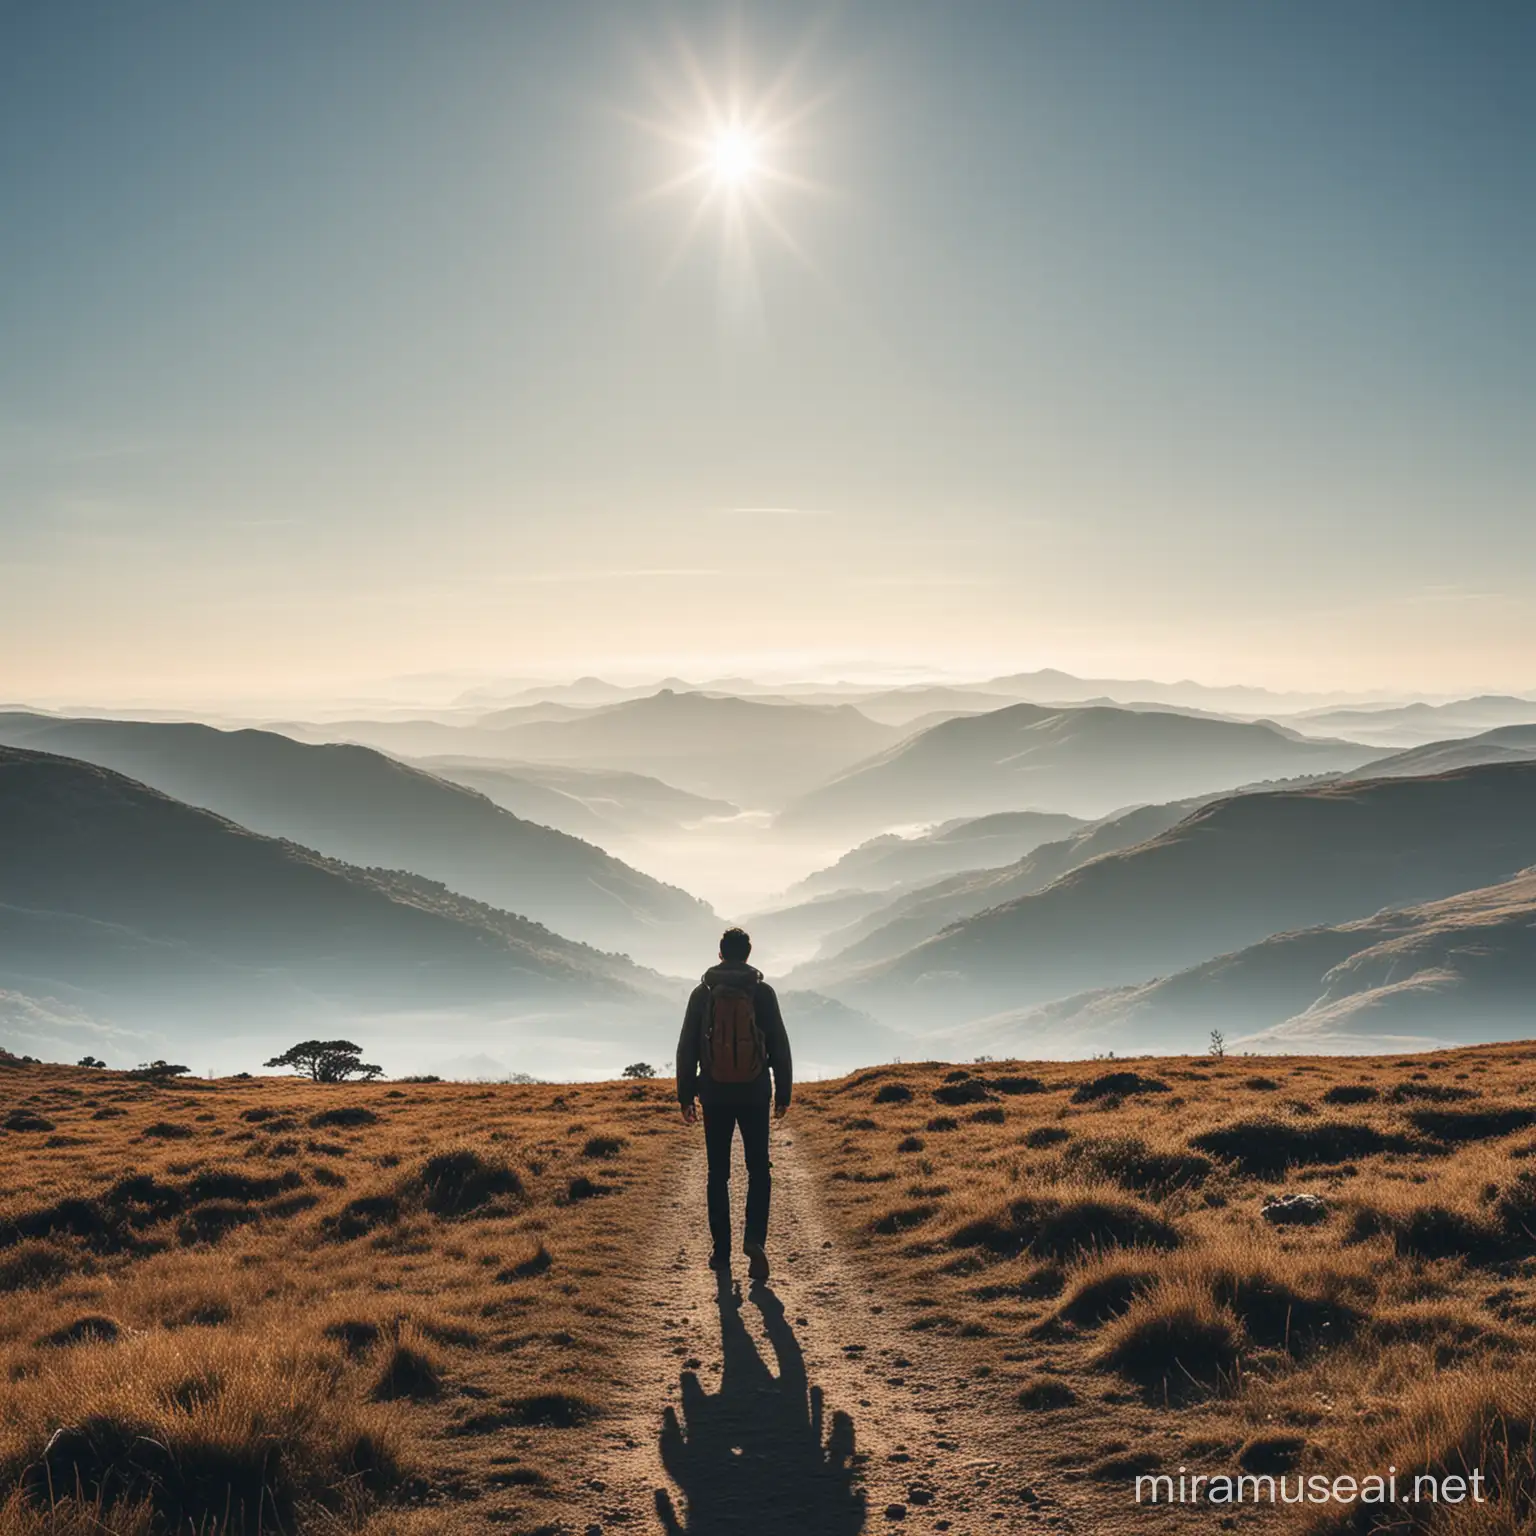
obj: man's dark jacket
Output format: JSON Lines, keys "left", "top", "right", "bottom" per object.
{"left": 676, "top": 963, "right": 793, "bottom": 1110}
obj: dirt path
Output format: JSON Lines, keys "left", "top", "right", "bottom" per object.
{"left": 582, "top": 1124, "right": 1080, "bottom": 1535}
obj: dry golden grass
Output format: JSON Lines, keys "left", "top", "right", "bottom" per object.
{"left": 796, "top": 1044, "right": 1536, "bottom": 1533}
{"left": 0, "top": 1058, "right": 679, "bottom": 1535}
{"left": 10, "top": 1043, "right": 1536, "bottom": 1534}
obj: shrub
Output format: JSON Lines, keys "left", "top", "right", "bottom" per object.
{"left": 1071, "top": 1072, "right": 1169, "bottom": 1104}
{"left": 307, "top": 1106, "right": 378, "bottom": 1130}
{"left": 1095, "top": 1283, "right": 1242, "bottom": 1401}
{"left": 38, "top": 1315, "right": 122, "bottom": 1348}
{"left": 0, "top": 1242, "right": 75, "bottom": 1292}
{"left": 1238, "top": 1435, "right": 1307, "bottom": 1474}
{"left": 6, "top": 1332, "right": 406, "bottom": 1530}
{"left": 3, "top": 1111, "right": 55, "bottom": 1132}
{"left": 323, "top": 1194, "right": 401, "bottom": 1241}
{"left": 1054, "top": 1263, "right": 1159, "bottom": 1328}
{"left": 949, "top": 1195, "right": 1181, "bottom": 1263}
{"left": 1409, "top": 1106, "right": 1536, "bottom": 1144}
{"left": 496, "top": 1242, "right": 553, "bottom": 1282}
{"left": 581, "top": 1136, "right": 626, "bottom": 1159}
{"left": 897, "top": 1136, "right": 925, "bottom": 1153}
{"left": 872, "top": 1204, "right": 939, "bottom": 1235}
{"left": 1386, "top": 1082, "right": 1478, "bottom": 1104}
{"left": 1323, "top": 1084, "right": 1379, "bottom": 1105}
{"left": 1191, "top": 1118, "right": 1408, "bottom": 1177}
{"left": 874, "top": 1084, "right": 913, "bottom": 1104}
{"left": 1018, "top": 1378, "right": 1078, "bottom": 1411}
{"left": 933, "top": 1080, "right": 993, "bottom": 1107}
{"left": 925, "top": 1116, "right": 959, "bottom": 1132}
{"left": 1025, "top": 1126, "right": 1070, "bottom": 1150}
{"left": 987, "top": 1075, "right": 1048, "bottom": 1095}
{"left": 372, "top": 1331, "right": 443, "bottom": 1401}
{"left": 1063, "top": 1136, "right": 1212, "bottom": 1198}
{"left": 418, "top": 1149, "right": 523, "bottom": 1216}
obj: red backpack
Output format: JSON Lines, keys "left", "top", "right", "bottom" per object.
{"left": 702, "top": 982, "right": 767, "bottom": 1084}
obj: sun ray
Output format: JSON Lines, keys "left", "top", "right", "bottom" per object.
{"left": 623, "top": 22, "right": 840, "bottom": 331}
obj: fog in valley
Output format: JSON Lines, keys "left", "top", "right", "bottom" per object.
{"left": 9, "top": 666, "right": 1536, "bottom": 1083}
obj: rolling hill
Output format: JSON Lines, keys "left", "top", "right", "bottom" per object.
{"left": 0, "top": 713, "right": 716, "bottom": 968}
{"left": 1291, "top": 695, "right": 1536, "bottom": 749}
{"left": 487, "top": 689, "right": 900, "bottom": 805}
{"left": 0, "top": 746, "right": 670, "bottom": 1052}
{"left": 776, "top": 702, "right": 1375, "bottom": 837}
{"left": 1348, "top": 724, "right": 1536, "bottom": 780}
{"left": 787, "top": 810, "right": 1090, "bottom": 898}
{"left": 409, "top": 756, "right": 737, "bottom": 840}
{"left": 822, "top": 763, "right": 1536, "bottom": 1029}
{"left": 952, "top": 870, "right": 1536, "bottom": 1060}
{"left": 789, "top": 798, "right": 1209, "bottom": 985}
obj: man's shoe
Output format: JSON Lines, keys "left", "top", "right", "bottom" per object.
{"left": 708, "top": 1249, "right": 731, "bottom": 1272}
{"left": 743, "top": 1241, "right": 770, "bottom": 1282}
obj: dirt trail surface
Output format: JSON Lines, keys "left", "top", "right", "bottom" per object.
{"left": 584, "top": 1128, "right": 1079, "bottom": 1535}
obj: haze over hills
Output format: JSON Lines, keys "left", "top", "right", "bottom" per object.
{"left": 787, "top": 810, "right": 1089, "bottom": 899}
{"left": 0, "top": 745, "right": 675, "bottom": 1072}
{"left": 789, "top": 798, "right": 1211, "bottom": 984}
{"left": 0, "top": 713, "right": 717, "bottom": 968}
{"left": 957, "top": 869, "right": 1536, "bottom": 1060}
{"left": 444, "top": 669, "right": 1379, "bottom": 717}
{"left": 777, "top": 701, "right": 1376, "bottom": 836}
{"left": 1291, "top": 695, "right": 1536, "bottom": 748}
{"left": 967, "top": 669, "right": 1347, "bottom": 714}
{"left": 1347, "top": 724, "right": 1536, "bottom": 780}
{"left": 821, "top": 764, "right": 1536, "bottom": 1030}
{"left": 410, "top": 756, "right": 737, "bottom": 841}
{"left": 482, "top": 689, "right": 901, "bottom": 806}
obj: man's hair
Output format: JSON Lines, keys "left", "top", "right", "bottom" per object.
{"left": 719, "top": 927, "right": 752, "bottom": 963}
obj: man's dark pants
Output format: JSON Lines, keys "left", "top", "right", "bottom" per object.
{"left": 701, "top": 1102, "right": 771, "bottom": 1253}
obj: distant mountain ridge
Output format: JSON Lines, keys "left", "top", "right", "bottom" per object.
{"left": 1293, "top": 696, "right": 1536, "bottom": 748}
{"left": 778, "top": 701, "right": 1376, "bottom": 835}
{"left": 825, "top": 763, "right": 1536, "bottom": 1029}
{"left": 1348, "top": 725, "right": 1536, "bottom": 780}
{"left": 0, "top": 746, "right": 667, "bottom": 1029}
{"left": 485, "top": 689, "right": 901, "bottom": 805}
{"left": 0, "top": 713, "right": 716, "bottom": 967}
{"left": 789, "top": 798, "right": 1210, "bottom": 985}
{"left": 788, "top": 810, "right": 1090, "bottom": 898}
{"left": 955, "top": 869, "right": 1536, "bottom": 1059}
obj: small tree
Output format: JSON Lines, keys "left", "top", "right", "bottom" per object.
{"left": 1209, "top": 1029, "right": 1227, "bottom": 1059}
{"left": 77, "top": 1055, "right": 106, "bottom": 1069}
{"left": 264, "top": 1040, "right": 383, "bottom": 1083}
{"left": 621, "top": 1062, "right": 657, "bottom": 1080}
{"left": 129, "top": 1059, "right": 189, "bottom": 1082}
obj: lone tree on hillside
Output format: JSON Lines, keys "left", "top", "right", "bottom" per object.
{"left": 77, "top": 1055, "right": 106, "bottom": 1069}
{"left": 129, "top": 1059, "right": 189, "bottom": 1082}
{"left": 264, "top": 1040, "right": 384, "bottom": 1083}
{"left": 621, "top": 1062, "right": 657, "bottom": 1080}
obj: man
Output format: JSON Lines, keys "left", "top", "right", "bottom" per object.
{"left": 676, "top": 926, "right": 793, "bottom": 1281}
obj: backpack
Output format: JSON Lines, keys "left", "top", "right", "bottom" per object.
{"left": 702, "top": 983, "right": 767, "bottom": 1084}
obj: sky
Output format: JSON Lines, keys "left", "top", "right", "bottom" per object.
{"left": 2, "top": 0, "right": 1534, "bottom": 704}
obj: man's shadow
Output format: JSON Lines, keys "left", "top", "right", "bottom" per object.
{"left": 655, "top": 1276, "right": 866, "bottom": 1535}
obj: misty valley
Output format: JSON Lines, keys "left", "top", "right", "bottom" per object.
{"left": 5, "top": 671, "right": 1536, "bottom": 1081}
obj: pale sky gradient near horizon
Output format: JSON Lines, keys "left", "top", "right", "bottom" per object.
{"left": 2, "top": 1, "right": 1534, "bottom": 705}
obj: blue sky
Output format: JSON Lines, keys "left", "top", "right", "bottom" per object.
{"left": 2, "top": 1, "right": 1533, "bottom": 701}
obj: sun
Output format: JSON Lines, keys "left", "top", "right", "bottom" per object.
{"left": 709, "top": 128, "right": 759, "bottom": 189}
{"left": 623, "top": 33, "right": 836, "bottom": 319}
